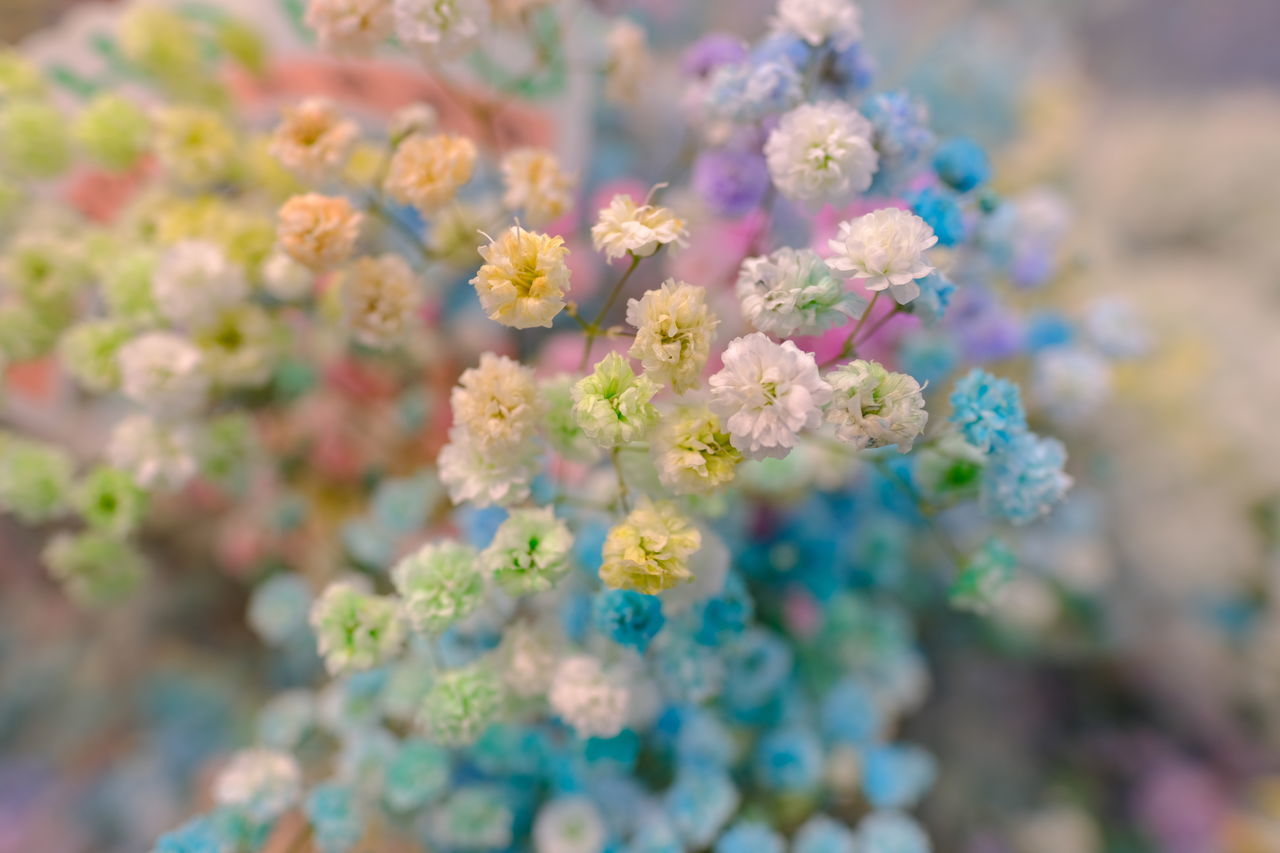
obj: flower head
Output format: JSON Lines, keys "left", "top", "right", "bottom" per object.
{"left": 572, "top": 352, "right": 660, "bottom": 447}
{"left": 152, "top": 240, "right": 249, "bottom": 328}
{"left": 500, "top": 147, "right": 575, "bottom": 227}
{"left": 825, "top": 360, "right": 928, "bottom": 452}
{"left": 591, "top": 194, "right": 688, "bottom": 261}
{"left": 277, "top": 193, "right": 363, "bottom": 270}
{"left": 626, "top": 280, "right": 719, "bottom": 393}
{"left": 393, "top": 0, "right": 489, "bottom": 58}
{"left": 439, "top": 424, "right": 539, "bottom": 508}
{"left": 653, "top": 405, "right": 742, "bottom": 495}
{"left": 765, "top": 102, "right": 877, "bottom": 207}
{"left": 548, "top": 655, "right": 630, "bottom": 739}
{"left": 980, "top": 432, "right": 1072, "bottom": 525}
{"left": 600, "top": 500, "right": 701, "bottom": 594}
{"left": 118, "top": 331, "right": 209, "bottom": 417}
{"left": 419, "top": 664, "right": 505, "bottom": 746}
{"left": 73, "top": 93, "right": 150, "bottom": 171}
{"left": 269, "top": 97, "right": 358, "bottom": 180}
{"left": 44, "top": 532, "right": 148, "bottom": 606}
{"left": 451, "top": 353, "right": 542, "bottom": 451}
{"left": 341, "top": 253, "right": 420, "bottom": 348}
{"left": 481, "top": 507, "right": 573, "bottom": 596}
{"left": 391, "top": 540, "right": 485, "bottom": 633}
{"left": 213, "top": 749, "right": 301, "bottom": 822}
{"left": 593, "top": 589, "right": 665, "bottom": 651}
{"left": 153, "top": 106, "right": 237, "bottom": 187}
{"left": 310, "top": 580, "right": 406, "bottom": 674}
{"left": 305, "top": 0, "right": 394, "bottom": 55}
{"left": 471, "top": 226, "right": 570, "bottom": 329}
{"left": 384, "top": 133, "right": 476, "bottom": 213}
{"left": 604, "top": 20, "right": 650, "bottom": 104}
{"left": 827, "top": 207, "right": 937, "bottom": 304}
{"left": 771, "top": 0, "right": 862, "bottom": 48}
{"left": 948, "top": 368, "right": 1027, "bottom": 454}
{"left": 107, "top": 414, "right": 198, "bottom": 491}
{"left": 737, "top": 247, "right": 864, "bottom": 337}
{"left": 59, "top": 320, "right": 131, "bottom": 393}
{"left": 0, "top": 437, "right": 73, "bottom": 523}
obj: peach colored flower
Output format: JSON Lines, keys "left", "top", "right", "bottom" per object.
{"left": 276, "top": 193, "right": 363, "bottom": 270}
{"left": 383, "top": 133, "right": 476, "bottom": 213}
{"left": 269, "top": 97, "right": 359, "bottom": 180}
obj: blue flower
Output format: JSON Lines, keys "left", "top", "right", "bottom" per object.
{"left": 383, "top": 738, "right": 451, "bottom": 812}
{"left": 948, "top": 368, "right": 1027, "bottom": 454}
{"left": 722, "top": 629, "right": 792, "bottom": 716}
{"left": 855, "top": 811, "right": 931, "bottom": 853}
{"left": 861, "top": 744, "right": 937, "bottom": 809}
{"left": 755, "top": 727, "right": 823, "bottom": 792}
{"left": 794, "top": 815, "right": 858, "bottom": 853}
{"left": 715, "top": 820, "right": 785, "bottom": 853}
{"left": 820, "top": 678, "right": 882, "bottom": 745}
{"left": 594, "top": 589, "right": 666, "bottom": 651}
{"left": 909, "top": 187, "right": 966, "bottom": 247}
{"left": 827, "top": 41, "right": 876, "bottom": 97}
{"left": 674, "top": 706, "right": 736, "bottom": 768}
{"left": 1023, "top": 311, "right": 1074, "bottom": 351}
{"left": 863, "top": 93, "right": 934, "bottom": 194}
{"left": 980, "top": 431, "right": 1071, "bottom": 525}
{"left": 683, "top": 33, "right": 748, "bottom": 79}
{"left": 152, "top": 816, "right": 232, "bottom": 853}
{"left": 898, "top": 333, "right": 958, "bottom": 388}
{"left": 912, "top": 273, "right": 955, "bottom": 326}
{"left": 933, "top": 137, "right": 990, "bottom": 193}
{"left": 750, "top": 32, "right": 813, "bottom": 69}
{"left": 705, "top": 60, "right": 803, "bottom": 123}
{"left": 305, "top": 783, "right": 363, "bottom": 853}
{"left": 663, "top": 768, "right": 739, "bottom": 849}
{"left": 694, "top": 571, "right": 754, "bottom": 645}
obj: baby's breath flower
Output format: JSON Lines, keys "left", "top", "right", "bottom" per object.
{"left": 542, "top": 375, "right": 599, "bottom": 463}
{"left": 0, "top": 50, "right": 46, "bottom": 99}
{"left": 471, "top": 226, "right": 570, "bottom": 329}
{"left": 600, "top": 500, "right": 701, "bottom": 594}
{"left": 107, "top": 415, "right": 198, "bottom": 491}
{"left": 827, "top": 208, "right": 938, "bottom": 305}
{"left": 438, "top": 424, "right": 539, "bottom": 508}
{"left": 43, "top": 531, "right": 148, "bottom": 606}
{"left": 118, "top": 6, "right": 202, "bottom": 78}
{"left": 261, "top": 250, "right": 314, "bottom": 301}
{"left": 534, "top": 797, "right": 608, "bottom": 853}
{"left": 771, "top": 0, "right": 862, "bottom": 48}
{"left": 384, "top": 133, "right": 476, "bottom": 213}
{"left": 74, "top": 465, "right": 147, "bottom": 538}
{"left": 5, "top": 230, "right": 88, "bottom": 310}
{"left": 825, "top": 360, "right": 928, "bottom": 452}
{"left": 153, "top": 106, "right": 238, "bottom": 187}
{"left": 0, "top": 436, "right": 73, "bottom": 522}
{"left": 604, "top": 20, "right": 650, "bottom": 105}
{"left": 269, "top": 97, "right": 359, "bottom": 180}
{"left": 99, "top": 248, "right": 159, "bottom": 325}
{"left": 213, "top": 749, "right": 302, "bottom": 822}
{"left": 340, "top": 253, "right": 421, "bottom": 348}
{"left": 653, "top": 405, "right": 742, "bottom": 495}
{"left": 153, "top": 240, "right": 249, "bottom": 328}
{"left": 481, "top": 507, "right": 573, "bottom": 596}
{"left": 591, "top": 194, "right": 688, "bottom": 261}
{"left": 118, "top": 331, "right": 209, "bottom": 416}
{"left": 419, "top": 664, "right": 505, "bottom": 746}
{"left": 548, "top": 655, "right": 631, "bottom": 739}
{"left": 393, "top": 0, "right": 490, "bottom": 58}
{"left": 451, "top": 353, "right": 542, "bottom": 451}
{"left": 0, "top": 99, "right": 71, "bottom": 179}
{"left": 277, "top": 193, "right": 363, "bottom": 270}
{"left": 572, "top": 352, "right": 660, "bottom": 447}
{"left": 391, "top": 540, "right": 485, "bottom": 633}
{"left": 0, "top": 301, "right": 58, "bottom": 363}
{"left": 305, "top": 0, "right": 395, "bottom": 55}
{"left": 737, "top": 248, "right": 863, "bottom": 337}
{"left": 193, "top": 304, "right": 284, "bottom": 388}
{"left": 59, "top": 320, "right": 131, "bottom": 393}
{"left": 764, "top": 102, "right": 877, "bottom": 208}
{"left": 709, "top": 332, "right": 832, "bottom": 460}
{"left": 500, "top": 148, "right": 575, "bottom": 227}
{"left": 73, "top": 93, "right": 150, "bottom": 171}
{"left": 433, "top": 787, "right": 513, "bottom": 850}
{"left": 626, "top": 280, "right": 719, "bottom": 393}
{"left": 496, "top": 620, "right": 560, "bottom": 697}
{"left": 310, "top": 580, "right": 406, "bottom": 675}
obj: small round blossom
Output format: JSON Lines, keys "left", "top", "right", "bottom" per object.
{"left": 591, "top": 194, "right": 688, "bottom": 261}
{"left": 600, "top": 500, "right": 702, "bottom": 594}
{"left": 500, "top": 148, "right": 575, "bottom": 227}
{"left": 389, "top": 101, "right": 438, "bottom": 140}
{"left": 118, "top": 332, "right": 209, "bottom": 417}
{"left": 795, "top": 815, "right": 858, "bottom": 853}
{"left": 764, "top": 102, "right": 877, "bottom": 208}
{"left": 438, "top": 424, "right": 539, "bottom": 507}
{"left": 534, "top": 797, "right": 607, "bottom": 853}
{"left": 152, "top": 240, "right": 249, "bottom": 329}
{"left": 496, "top": 620, "right": 561, "bottom": 697}
{"left": 107, "top": 414, "right": 198, "bottom": 491}
{"left": 391, "top": 540, "right": 485, "bottom": 633}
{"left": 604, "top": 20, "right": 650, "bottom": 105}
{"left": 194, "top": 305, "right": 282, "bottom": 388}
{"left": 383, "top": 133, "right": 476, "bottom": 213}
{"left": 548, "top": 655, "right": 630, "bottom": 739}
{"left": 73, "top": 465, "right": 148, "bottom": 538}
{"left": 827, "top": 208, "right": 938, "bottom": 304}
{"left": 393, "top": 0, "right": 489, "bottom": 59}
{"left": 737, "top": 247, "right": 863, "bottom": 337}
{"left": 261, "top": 251, "right": 314, "bottom": 301}
{"left": 58, "top": 320, "right": 131, "bottom": 393}
{"left": 0, "top": 438, "right": 73, "bottom": 523}
{"left": 704, "top": 61, "right": 803, "bottom": 123}
{"left": 542, "top": 375, "right": 599, "bottom": 463}
{"left": 948, "top": 368, "right": 1027, "bottom": 454}
{"left": 825, "top": 360, "right": 928, "bottom": 452}
{"left": 277, "top": 193, "right": 363, "bottom": 270}
{"left": 213, "top": 749, "right": 301, "bottom": 822}
{"left": 771, "top": 0, "right": 862, "bottom": 48}
{"left": 269, "top": 97, "right": 358, "bottom": 180}
{"left": 471, "top": 226, "right": 570, "bottom": 329}
{"left": 340, "top": 253, "right": 421, "bottom": 348}
{"left": 309, "top": 581, "right": 406, "bottom": 675}
{"left": 152, "top": 106, "right": 237, "bottom": 187}
{"left": 626, "top": 280, "right": 718, "bottom": 393}
{"left": 693, "top": 148, "right": 771, "bottom": 217}
{"left": 433, "top": 787, "right": 514, "bottom": 851}
{"left": 451, "top": 353, "right": 542, "bottom": 451}
{"left": 481, "top": 507, "right": 573, "bottom": 596}
{"left": 419, "top": 664, "right": 505, "bottom": 746}
{"left": 593, "top": 589, "right": 665, "bottom": 651}
{"left": 709, "top": 332, "right": 832, "bottom": 460}
{"left": 653, "top": 405, "right": 742, "bottom": 495}
{"left": 44, "top": 532, "right": 148, "bottom": 606}
{"left": 1031, "top": 347, "right": 1113, "bottom": 425}
{"left": 0, "top": 99, "right": 71, "bottom": 179}
{"left": 305, "top": 0, "right": 394, "bottom": 55}
{"left": 855, "top": 812, "right": 931, "bottom": 853}
{"left": 572, "top": 352, "right": 660, "bottom": 447}
{"left": 717, "top": 820, "right": 785, "bottom": 853}
{"left": 73, "top": 93, "right": 150, "bottom": 171}
{"left": 980, "top": 432, "right": 1072, "bottom": 526}
{"left": 384, "top": 738, "right": 451, "bottom": 812}
{"left": 304, "top": 782, "right": 363, "bottom": 853}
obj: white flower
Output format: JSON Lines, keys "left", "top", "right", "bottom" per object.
{"left": 824, "top": 359, "right": 928, "bottom": 452}
{"left": 261, "top": 251, "right": 314, "bottom": 301}
{"left": 534, "top": 797, "right": 608, "bottom": 853}
{"left": 500, "top": 148, "right": 575, "bottom": 227}
{"left": 771, "top": 0, "right": 862, "bottom": 48}
{"left": 450, "top": 353, "right": 542, "bottom": 451}
{"left": 213, "top": 749, "right": 301, "bottom": 822}
{"left": 827, "top": 207, "right": 937, "bottom": 304}
{"left": 118, "top": 332, "right": 208, "bottom": 416}
{"left": 389, "top": 102, "right": 438, "bottom": 140}
{"left": 1031, "top": 347, "right": 1112, "bottom": 426}
{"left": 152, "top": 240, "right": 248, "bottom": 328}
{"left": 438, "top": 424, "right": 538, "bottom": 507}
{"left": 393, "top": 0, "right": 489, "bottom": 58}
{"left": 591, "top": 194, "right": 688, "bottom": 261}
{"left": 708, "top": 332, "right": 832, "bottom": 460}
{"left": 548, "top": 655, "right": 630, "bottom": 739}
{"left": 625, "top": 280, "right": 719, "bottom": 393}
{"left": 604, "top": 20, "right": 649, "bottom": 105}
{"left": 341, "top": 253, "right": 421, "bottom": 348}
{"left": 737, "top": 247, "right": 864, "bottom": 337}
{"left": 497, "top": 620, "right": 561, "bottom": 698}
{"left": 305, "top": 0, "right": 394, "bottom": 55}
{"left": 107, "top": 414, "right": 198, "bottom": 491}
{"left": 764, "top": 102, "right": 877, "bottom": 208}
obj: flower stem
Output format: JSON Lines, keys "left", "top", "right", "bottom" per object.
{"left": 821, "top": 291, "right": 880, "bottom": 368}
{"left": 611, "top": 446, "right": 632, "bottom": 513}
{"left": 579, "top": 253, "right": 642, "bottom": 371}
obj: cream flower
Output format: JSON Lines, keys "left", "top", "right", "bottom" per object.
{"left": 771, "top": 0, "right": 862, "bottom": 48}
{"left": 384, "top": 133, "right": 476, "bottom": 213}
{"left": 213, "top": 749, "right": 301, "bottom": 822}
{"left": 548, "top": 656, "right": 630, "bottom": 739}
{"left": 471, "top": 226, "right": 569, "bottom": 329}
{"left": 438, "top": 424, "right": 538, "bottom": 507}
{"left": 737, "top": 247, "right": 864, "bottom": 337}
{"left": 107, "top": 414, "right": 198, "bottom": 491}
{"left": 591, "top": 194, "right": 688, "bottom": 261}
{"left": 194, "top": 305, "right": 283, "bottom": 388}
{"left": 600, "top": 500, "right": 701, "bottom": 594}
{"left": 764, "top": 102, "right": 877, "bottom": 208}
{"left": 153, "top": 106, "right": 237, "bottom": 187}
{"left": 152, "top": 240, "right": 249, "bottom": 329}
{"left": 653, "top": 405, "right": 742, "bottom": 495}
{"left": 393, "top": 0, "right": 489, "bottom": 59}
{"left": 277, "top": 193, "right": 363, "bottom": 270}
{"left": 500, "top": 148, "right": 575, "bottom": 227}
{"left": 450, "top": 353, "right": 542, "bottom": 451}
{"left": 305, "top": 0, "right": 394, "bottom": 55}
{"left": 824, "top": 359, "right": 928, "bottom": 452}
{"left": 708, "top": 332, "right": 832, "bottom": 460}
{"left": 118, "top": 332, "right": 208, "bottom": 417}
{"left": 572, "top": 352, "right": 659, "bottom": 447}
{"left": 261, "top": 251, "right": 314, "bottom": 301}
{"left": 269, "top": 97, "right": 358, "bottom": 180}
{"left": 625, "top": 280, "right": 719, "bottom": 394}
{"left": 603, "top": 20, "right": 650, "bottom": 105}
{"left": 826, "top": 207, "right": 937, "bottom": 304}
{"left": 341, "top": 253, "right": 421, "bottom": 348}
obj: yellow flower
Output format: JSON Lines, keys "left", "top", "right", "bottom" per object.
{"left": 383, "top": 133, "right": 476, "bottom": 213}
{"left": 450, "top": 352, "right": 543, "bottom": 452}
{"left": 626, "top": 279, "right": 718, "bottom": 393}
{"left": 153, "top": 106, "right": 238, "bottom": 187}
{"left": 500, "top": 147, "right": 575, "bottom": 227}
{"left": 269, "top": 97, "right": 358, "bottom": 180}
{"left": 471, "top": 226, "right": 569, "bottom": 329}
{"left": 276, "top": 193, "right": 363, "bottom": 270}
{"left": 600, "top": 500, "right": 701, "bottom": 594}
{"left": 340, "top": 253, "right": 420, "bottom": 348}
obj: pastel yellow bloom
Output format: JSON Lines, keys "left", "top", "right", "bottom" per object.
{"left": 340, "top": 253, "right": 420, "bottom": 348}
{"left": 625, "top": 279, "right": 718, "bottom": 393}
{"left": 653, "top": 406, "right": 742, "bottom": 495}
{"left": 153, "top": 106, "right": 238, "bottom": 187}
{"left": 73, "top": 93, "right": 151, "bottom": 172}
{"left": 591, "top": 194, "right": 688, "bottom": 261}
{"left": 471, "top": 226, "right": 569, "bottom": 329}
{"left": 500, "top": 147, "right": 574, "bottom": 227}
{"left": 305, "top": 0, "right": 395, "bottom": 56}
{"left": 383, "top": 133, "right": 476, "bottom": 213}
{"left": 269, "top": 97, "right": 359, "bottom": 180}
{"left": 277, "top": 193, "right": 363, "bottom": 270}
{"left": 603, "top": 20, "right": 649, "bottom": 105}
{"left": 194, "top": 304, "right": 285, "bottom": 388}
{"left": 600, "top": 500, "right": 701, "bottom": 594}
{"left": 450, "top": 353, "right": 542, "bottom": 451}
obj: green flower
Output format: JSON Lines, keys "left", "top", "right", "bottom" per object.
{"left": 73, "top": 465, "right": 148, "bottom": 537}
{"left": 59, "top": 320, "right": 132, "bottom": 393}
{"left": 653, "top": 405, "right": 741, "bottom": 495}
{"left": 949, "top": 538, "right": 1017, "bottom": 613}
{"left": 392, "top": 541, "right": 485, "bottom": 633}
{"left": 309, "top": 581, "right": 406, "bottom": 675}
{"left": 99, "top": 248, "right": 161, "bottom": 326}
{"left": 0, "top": 50, "right": 46, "bottom": 99}
{"left": 419, "top": 664, "right": 506, "bottom": 746}
{"left": 73, "top": 93, "right": 151, "bottom": 172}
{"left": 481, "top": 507, "right": 573, "bottom": 596}
{"left": 0, "top": 99, "right": 71, "bottom": 179}
{"left": 153, "top": 106, "right": 238, "bottom": 187}
{"left": 571, "top": 352, "right": 659, "bottom": 447}
{"left": 0, "top": 301, "right": 60, "bottom": 363}
{"left": 44, "top": 531, "right": 148, "bottom": 606}
{"left": 0, "top": 436, "right": 73, "bottom": 522}
{"left": 383, "top": 738, "right": 451, "bottom": 812}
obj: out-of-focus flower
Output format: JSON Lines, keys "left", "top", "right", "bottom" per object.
{"left": 548, "top": 655, "right": 630, "bottom": 738}
{"left": 277, "top": 193, "right": 363, "bottom": 270}
{"left": 73, "top": 93, "right": 150, "bottom": 171}
{"left": 152, "top": 240, "right": 249, "bottom": 328}
{"left": 310, "top": 581, "right": 406, "bottom": 674}
{"left": 482, "top": 507, "right": 573, "bottom": 596}
{"left": 118, "top": 331, "right": 209, "bottom": 417}
{"left": 269, "top": 97, "right": 359, "bottom": 180}
{"left": 451, "top": 353, "right": 542, "bottom": 451}
{"left": 533, "top": 797, "right": 608, "bottom": 853}
{"left": 980, "top": 432, "right": 1071, "bottom": 525}
{"left": 107, "top": 414, "right": 198, "bottom": 491}
{"left": 213, "top": 749, "right": 301, "bottom": 822}
{"left": 391, "top": 540, "right": 485, "bottom": 632}
{"left": 384, "top": 133, "right": 476, "bottom": 213}
{"left": 771, "top": 0, "right": 862, "bottom": 48}
{"left": 153, "top": 106, "right": 237, "bottom": 187}
{"left": 0, "top": 99, "right": 71, "bottom": 179}
{"left": 604, "top": 20, "right": 650, "bottom": 104}
{"left": 393, "top": 0, "right": 490, "bottom": 59}
{"left": 340, "top": 253, "right": 420, "bottom": 348}
{"left": 439, "top": 424, "right": 539, "bottom": 507}
{"left": 765, "top": 102, "right": 877, "bottom": 208}
{"left": 419, "top": 664, "right": 505, "bottom": 746}
{"left": 305, "top": 0, "right": 395, "bottom": 55}
{"left": 43, "top": 532, "right": 148, "bottom": 606}
{"left": 500, "top": 148, "right": 575, "bottom": 227}
{"left": 738, "top": 247, "right": 863, "bottom": 337}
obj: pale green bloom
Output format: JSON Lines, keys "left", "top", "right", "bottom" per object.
{"left": 600, "top": 500, "right": 701, "bottom": 594}
{"left": 153, "top": 106, "right": 238, "bottom": 187}
{"left": 481, "top": 507, "right": 572, "bottom": 596}
{"left": 0, "top": 51, "right": 46, "bottom": 99}
{"left": 193, "top": 304, "right": 285, "bottom": 389}
{"left": 310, "top": 581, "right": 406, "bottom": 675}
{"left": 119, "top": 6, "right": 203, "bottom": 81}
{"left": 74, "top": 94, "right": 151, "bottom": 171}
{"left": 949, "top": 538, "right": 1017, "bottom": 613}
{"left": 199, "top": 414, "right": 256, "bottom": 491}
{"left": 0, "top": 435, "right": 73, "bottom": 522}
{"left": 99, "top": 248, "right": 162, "bottom": 326}
{"left": 0, "top": 99, "right": 71, "bottom": 179}
{"left": 825, "top": 359, "right": 928, "bottom": 452}
{"left": 58, "top": 321, "right": 130, "bottom": 393}
{"left": 915, "top": 433, "right": 985, "bottom": 501}
{"left": 541, "top": 374, "right": 599, "bottom": 463}
{"left": 4, "top": 232, "right": 88, "bottom": 311}
{"left": 419, "top": 664, "right": 506, "bottom": 746}
{"left": 44, "top": 531, "right": 148, "bottom": 606}
{"left": 571, "top": 352, "right": 659, "bottom": 447}
{"left": 434, "top": 786, "right": 514, "bottom": 850}
{"left": 0, "top": 301, "right": 59, "bottom": 363}
{"left": 73, "top": 465, "right": 148, "bottom": 538}
{"left": 653, "top": 405, "right": 742, "bottom": 495}
{"left": 392, "top": 541, "right": 485, "bottom": 633}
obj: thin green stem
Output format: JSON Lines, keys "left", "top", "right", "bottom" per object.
{"left": 821, "top": 291, "right": 880, "bottom": 368}
{"left": 611, "top": 446, "right": 631, "bottom": 513}
{"left": 579, "top": 253, "right": 641, "bottom": 371}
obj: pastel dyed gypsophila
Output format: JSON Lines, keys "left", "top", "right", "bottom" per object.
{"left": 737, "top": 247, "right": 864, "bottom": 337}
{"left": 824, "top": 360, "right": 928, "bottom": 452}
{"left": 653, "top": 405, "right": 743, "bottom": 495}
{"left": 269, "top": 97, "right": 358, "bottom": 180}
{"left": 276, "top": 193, "right": 363, "bottom": 270}
{"left": 152, "top": 240, "right": 248, "bottom": 329}
{"left": 438, "top": 423, "right": 539, "bottom": 508}
{"left": 106, "top": 414, "right": 198, "bottom": 491}
{"left": 626, "top": 280, "right": 719, "bottom": 393}
{"left": 593, "top": 588, "right": 666, "bottom": 651}
{"left": 591, "top": 194, "right": 688, "bottom": 261}
{"left": 393, "top": 0, "right": 490, "bottom": 58}
{"left": 704, "top": 60, "right": 803, "bottom": 123}
{"left": 948, "top": 368, "right": 1027, "bottom": 453}
{"left": 212, "top": 748, "right": 301, "bottom": 822}
{"left": 499, "top": 147, "right": 575, "bottom": 227}
{"left": 117, "top": 332, "right": 209, "bottom": 417}
{"left": 600, "top": 500, "right": 702, "bottom": 594}
{"left": 771, "top": 0, "right": 862, "bottom": 48}
{"left": 765, "top": 102, "right": 878, "bottom": 207}
{"left": 533, "top": 796, "right": 608, "bottom": 853}
{"left": 481, "top": 507, "right": 573, "bottom": 595}
{"left": 450, "top": 353, "right": 543, "bottom": 451}
{"left": 572, "top": 352, "right": 660, "bottom": 447}
{"left": 309, "top": 581, "right": 406, "bottom": 674}
{"left": 419, "top": 663, "right": 506, "bottom": 746}
{"left": 827, "top": 208, "right": 938, "bottom": 305}
{"left": 471, "top": 226, "right": 570, "bottom": 329}
{"left": 548, "top": 655, "right": 631, "bottom": 739}
{"left": 391, "top": 540, "right": 485, "bottom": 632}
{"left": 384, "top": 132, "right": 476, "bottom": 213}
{"left": 979, "top": 431, "right": 1072, "bottom": 525}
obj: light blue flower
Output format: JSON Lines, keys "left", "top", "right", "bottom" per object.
{"left": 910, "top": 187, "right": 966, "bottom": 247}
{"left": 855, "top": 811, "right": 931, "bottom": 853}
{"left": 705, "top": 60, "right": 803, "bottom": 123}
{"left": 861, "top": 744, "right": 937, "bottom": 809}
{"left": 383, "top": 738, "right": 451, "bottom": 812}
{"left": 305, "top": 783, "right": 363, "bottom": 853}
{"left": 663, "top": 768, "right": 740, "bottom": 849}
{"left": 911, "top": 273, "right": 955, "bottom": 327}
{"left": 755, "top": 727, "right": 823, "bottom": 792}
{"left": 715, "top": 820, "right": 785, "bottom": 853}
{"left": 948, "top": 368, "right": 1027, "bottom": 454}
{"left": 933, "top": 137, "right": 990, "bottom": 193}
{"left": 152, "top": 816, "right": 232, "bottom": 853}
{"left": 247, "top": 574, "right": 312, "bottom": 646}
{"left": 794, "top": 815, "right": 858, "bottom": 853}
{"left": 820, "top": 678, "right": 882, "bottom": 745}
{"left": 980, "top": 431, "right": 1072, "bottom": 525}
{"left": 863, "top": 92, "right": 934, "bottom": 194}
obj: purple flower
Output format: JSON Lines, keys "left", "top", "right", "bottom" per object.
{"left": 682, "top": 34, "right": 748, "bottom": 79}
{"left": 692, "top": 148, "right": 770, "bottom": 219}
